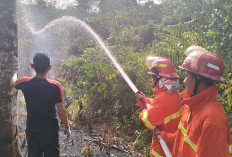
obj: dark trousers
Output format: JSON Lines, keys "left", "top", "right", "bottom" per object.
{"left": 26, "top": 131, "right": 60, "bottom": 157}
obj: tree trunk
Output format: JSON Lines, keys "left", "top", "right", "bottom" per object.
{"left": 0, "top": 0, "right": 21, "bottom": 156}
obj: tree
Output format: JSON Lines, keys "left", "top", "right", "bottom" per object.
{"left": 0, "top": 0, "right": 21, "bottom": 156}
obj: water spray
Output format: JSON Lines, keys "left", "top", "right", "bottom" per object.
{"left": 80, "top": 20, "right": 139, "bottom": 93}
{"left": 25, "top": 16, "right": 172, "bottom": 156}
{"left": 26, "top": 16, "right": 139, "bottom": 93}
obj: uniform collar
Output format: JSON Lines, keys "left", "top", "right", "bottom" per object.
{"left": 153, "top": 87, "right": 161, "bottom": 95}
{"left": 33, "top": 77, "right": 47, "bottom": 81}
{"left": 181, "top": 84, "right": 218, "bottom": 108}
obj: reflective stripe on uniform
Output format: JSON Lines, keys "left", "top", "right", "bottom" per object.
{"left": 229, "top": 145, "right": 232, "bottom": 153}
{"left": 164, "top": 110, "right": 181, "bottom": 124}
{"left": 152, "top": 148, "right": 163, "bottom": 157}
{"left": 184, "top": 136, "right": 197, "bottom": 152}
{"left": 178, "top": 122, "right": 197, "bottom": 152}
{"left": 142, "top": 110, "right": 156, "bottom": 130}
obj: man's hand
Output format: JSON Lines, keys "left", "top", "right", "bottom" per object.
{"left": 9, "top": 56, "right": 19, "bottom": 95}
{"left": 155, "top": 127, "right": 161, "bottom": 142}
{"left": 64, "top": 127, "right": 71, "bottom": 138}
{"left": 135, "top": 92, "right": 144, "bottom": 101}
{"left": 12, "top": 56, "right": 19, "bottom": 73}
{"left": 135, "top": 92, "right": 150, "bottom": 108}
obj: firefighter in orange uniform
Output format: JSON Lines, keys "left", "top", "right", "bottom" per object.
{"left": 135, "top": 57, "right": 182, "bottom": 157}
{"left": 162, "top": 49, "right": 232, "bottom": 156}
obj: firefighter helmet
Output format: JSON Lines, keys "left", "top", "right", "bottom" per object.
{"left": 184, "top": 45, "right": 207, "bottom": 56}
{"left": 148, "top": 57, "right": 179, "bottom": 78}
{"left": 179, "top": 51, "right": 225, "bottom": 82}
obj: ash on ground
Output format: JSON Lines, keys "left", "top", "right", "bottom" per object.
{"left": 17, "top": 103, "right": 136, "bottom": 157}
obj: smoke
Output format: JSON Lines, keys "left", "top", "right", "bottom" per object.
{"left": 46, "top": 0, "right": 79, "bottom": 9}
{"left": 19, "top": 0, "right": 78, "bottom": 9}
{"left": 18, "top": 1, "right": 76, "bottom": 78}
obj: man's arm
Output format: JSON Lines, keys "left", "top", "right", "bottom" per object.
{"left": 10, "top": 73, "right": 17, "bottom": 87}
{"left": 56, "top": 102, "right": 69, "bottom": 128}
{"left": 56, "top": 102, "right": 71, "bottom": 138}
{"left": 10, "top": 56, "right": 19, "bottom": 87}
{"left": 8, "top": 73, "right": 18, "bottom": 96}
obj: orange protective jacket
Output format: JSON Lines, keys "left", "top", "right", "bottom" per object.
{"left": 163, "top": 85, "right": 232, "bottom": 157}
{"left": 137, "top": 87, "right": 182, "bottom": 157}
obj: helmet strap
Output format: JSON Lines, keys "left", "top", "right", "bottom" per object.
{"left": 191, "top": 74, "right": 202, "bottom": 97}
{"left": 152, "top": 75, "right": 161, "bottom": 87}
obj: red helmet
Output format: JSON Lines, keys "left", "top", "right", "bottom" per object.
{"left": 148, "top": 57, "right": 179, "bottom": 78}
{"left": 179, "top": 51, "right": 225, "bottom": 82}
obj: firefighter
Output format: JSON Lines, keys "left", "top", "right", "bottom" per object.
{"left": 135, "top": 57, "right": 182, "bottom": 157}
{"left": 163, "top": 49, "right": 232, "bottom": 156}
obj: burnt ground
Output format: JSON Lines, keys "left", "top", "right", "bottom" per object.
{"left": 18, "top": 125, "right": 139, "bottom": 157}
{"left": 17, "top": 106, "right": 142, "bottom": 157}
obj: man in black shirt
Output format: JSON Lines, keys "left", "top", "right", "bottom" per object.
{"left": 11, "top": 52, "right": 70, "bottom": 157}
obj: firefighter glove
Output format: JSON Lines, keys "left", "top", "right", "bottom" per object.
{"left": 135, "top": 92, "right": 150, "bottom": 109}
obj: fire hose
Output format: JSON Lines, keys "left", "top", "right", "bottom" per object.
{"left": 139, "top": 95, "right": 172, "bottom": 157}
{"left": 99, "top": 48, "right": 173, "bottom": 157}
{"left": 85, "top": 23, "right": 172, "bottom": 156}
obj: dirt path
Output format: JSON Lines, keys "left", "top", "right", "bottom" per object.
{"left": 17, "top": 103, "right": 139, "bottom": 157}
{"left": 18, "top": 126, "right": 137, "bottom": 157}
{"left": 59, "top": 126, "right": 136, "bottom": 157}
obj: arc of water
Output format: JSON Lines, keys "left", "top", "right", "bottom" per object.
{"left": 25, "top": 16, "right": 173, "bottom": 156}
{"left": 25, "top": 16, "right": 139, "bottom": 93}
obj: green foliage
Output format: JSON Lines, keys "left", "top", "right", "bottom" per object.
{"left": 219, "top": 73, "right": 232, "bottom": 126}
{"left": 57, "top": 0, "right": 232, "bottom": 153}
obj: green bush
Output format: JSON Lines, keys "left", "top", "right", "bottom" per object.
{"left": 58, "top": 0, "right": 232, "bottom": 153}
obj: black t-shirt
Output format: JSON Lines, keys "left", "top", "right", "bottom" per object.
{"left": 15, "top": 77, "right": 64, "bottom": 132}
